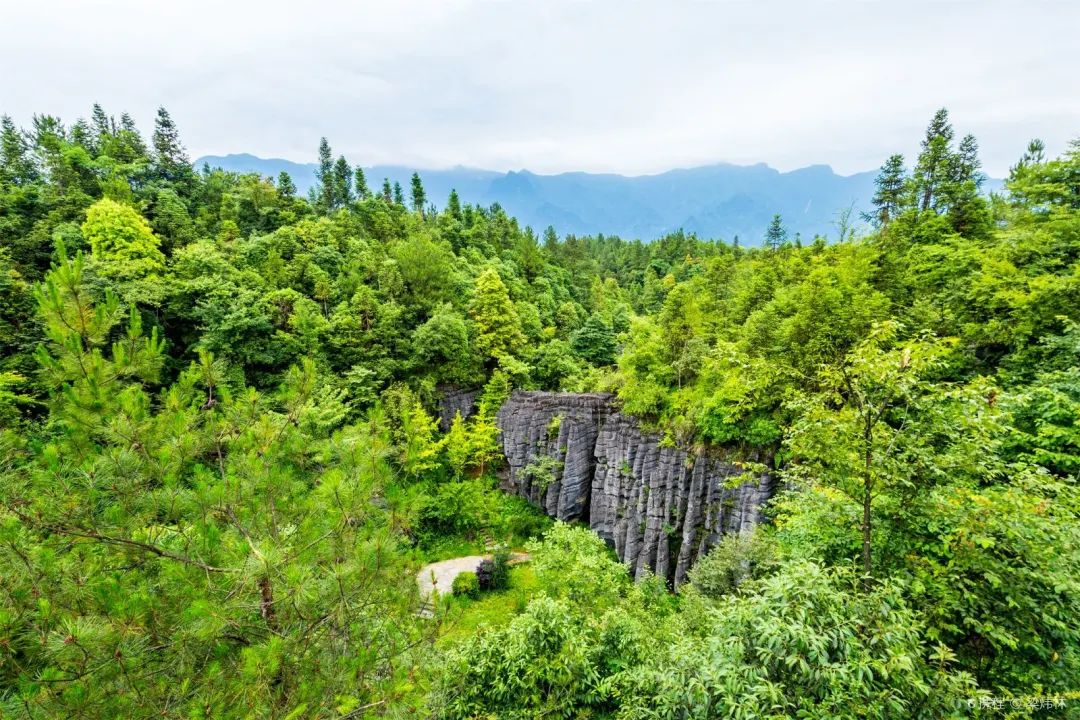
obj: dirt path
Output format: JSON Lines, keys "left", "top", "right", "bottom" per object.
{"left": 417, "top": 552, "right": 530, "bottom": 605}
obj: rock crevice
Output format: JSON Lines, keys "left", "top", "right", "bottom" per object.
{"left": 496, "top": 390, "right": 776, "bottom": 586}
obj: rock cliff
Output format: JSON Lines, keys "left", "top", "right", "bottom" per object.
{"left": 496, "top": 391, "right": 776, "bottom": 586}
{"left": 435, "top": 386, "right": 480, "bottom": 431}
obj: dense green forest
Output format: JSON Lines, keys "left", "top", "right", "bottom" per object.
{"left": 0, "top": 105, "right": 1078, "bottom": 718}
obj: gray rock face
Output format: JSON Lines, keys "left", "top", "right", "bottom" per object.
{"left": 496, "top": 391, "right": 777, "bottom": 586}
{"left": 436, "top": 386, "right": 481, "bottom": 431}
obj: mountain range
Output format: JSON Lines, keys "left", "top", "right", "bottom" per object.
{"left": 194, "top": 153, "right": 945, "bottom": 243}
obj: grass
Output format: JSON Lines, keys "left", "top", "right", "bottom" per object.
{"left": 437, "top": 563, "right": 539, "bottom": 647}
{"left": 413, "top": 534, "right": 489, "bottom": 564}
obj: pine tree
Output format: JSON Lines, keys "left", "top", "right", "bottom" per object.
{"left": 447, "top": 188, "right": 462, "bottom": 220}
{"left": 953, "top": 134, "right": 982, "bottom": 187}
{"left": 0, "top": 115, "right": 36, "bottom": 186}
{"left": 393, "top": 181, "right": 405, "bottom": 206}
{"left": 314, "top": 137, "right": 334, "bottom": 214}
{"left": 543, "top": 225, "right": 559, "bottom": 252}
{"left": 87, "top": 103, "right": 114, "bottom": 157}
{"left": 354, "top": 166, "right": 370, "bottom": 200}
{"left": 115, "top": 112, "right": 148, "bottom": 163}
{"left": 90, "top": 102, "right": 113, "bottom": 141}
{"left": 277, "top": 171, "right": 297, "bottom": 199}
{"left": 764, "top": 214, "right": 787, "bottom": 250}
{"left": 469, "top": 267, "right": 525, "bottom": 365}
{"left": 945, "top": 134, "right": 990, "bottom": 237}
{"left": 381, "top": 178, "right": 393, "bottom": 202}
{"left": 69, "top": 119, "right": 93, "bottom": 153}
{"left": 410, "top": 172, "right": 426, "bottom": 214}
{"left": 869, "top": 154, "right": 908, "bottom": 226}
{"left": 1008, "top": 139, "right": 1046, "bottom": 187}
{"left": 912, "top": 108, "right": 954, "bottom": 212}
{"left": 333, "top": 155, "right": 353, "bottom": 207}
{"left": 151, "top": 106, "right": 191, "bottom": 183}
{"left": 571, "top": 314, "right": 617, "bottom": 365}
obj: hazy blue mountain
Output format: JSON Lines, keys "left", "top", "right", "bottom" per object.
{"left": 196, "top": 153, "right": 994, "bottom": 243}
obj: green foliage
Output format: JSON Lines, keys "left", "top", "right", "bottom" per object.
{"left": 688, "top": 529, "right": 777, "bottom": 599}
{"left": 469, "top": 267, "right": 525, "bottom": 365}
{"left": 571, "top": 313, "right": 617, "bottom": 365}
{"left": 452, "top": 571, "right": 480, "bottom": 599}
{"left": 490, "top": 546, "right": 511, "bottom": 591}
{"left": 527, "top": 523, "right": 631, "bottom": 610}
{"left": 4, "top": 104, "right": 1080, "bottom": 717}
{"left": 621, "top": 562, "right": 976, "bottom": 719}
{"left": 2, "top": 253, "right": 433, "bottom": 717}
{"left": 521, "top": 454, "right": 563, "bottom": 492}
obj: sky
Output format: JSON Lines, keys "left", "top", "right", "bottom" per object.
{"left": 2, "top": 1, "right": 1077, "bottom": 178}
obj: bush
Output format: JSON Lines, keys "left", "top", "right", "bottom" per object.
{"left": 452, "top": 571, "right": 480, "bottom": 599}
{"left": 415, "top": 479, "right": 494, "bottom": 538}
{"left": 476, "top": 547, "right": 512, "bottom": 592}
{"left": 490, "top": 546, "right": 511, "bottom": 590}
{"left": 620, "top": 562, "right": 977, "bottom": 719}
{"left": 491, "top": 495, "right": 552, "bottom": 541}
{"left": 475, "top": 558, "right": 495, "bottom": 590}
{"left": 688, "top": 529, "right": 776, "bottom": 599}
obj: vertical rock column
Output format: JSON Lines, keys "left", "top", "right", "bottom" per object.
{"left": 495, "top": 392, "right": 612, "bottom": 522}
{"left": 496, "top": 391, "right": 777, "bottom": 586}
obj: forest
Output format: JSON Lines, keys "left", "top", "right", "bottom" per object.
{"left": 0, "top": 105, "right": 1078, "bottom": 718}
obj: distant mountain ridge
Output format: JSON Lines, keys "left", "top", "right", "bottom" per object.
{"left": 195, "top": 153, "right": 892, "bottom": 243}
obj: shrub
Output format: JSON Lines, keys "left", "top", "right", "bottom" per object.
{"left": 688, "top": 529, "right": 776, "bottom": 599}
{"left": 521, "top": 454, "right": 563, "bottom": 492}
{"left": 620, "top": 562, "right": 977, "bottom": 719}
{"left": 452, "top": 571, "right": 480, "bottom": 599}
{"left": 528, "top": 523, "right": 630, "bottom": 610}
{"left": 477, "top": 547, "right": 512, "bottom": 592}
{"left": 490, "top": 546, "right": 511, "bottom": 590}
{"left": 491, "top": 494, "right": 553, "bottom": 541}
{"left": 475, "top": 558, "right": 495, "bottom": 590}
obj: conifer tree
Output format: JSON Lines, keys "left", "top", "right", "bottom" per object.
{"left": 354, "top": 166, "right": 370, "bottom": 200}
{"left": 151, "top": 106, "right": 191, "bottom": 183}
{"left": 869, "top": 154, "right": 908, "bottom": 227}
{"left": 0, "top": 115, "right": 36, "bottom": 186}
{"left": 954, "top": 134, "right": 982, "bottom": 187}
{"left": 393, "top": 181, "right": 405, "bottom": 206}
{"left": 90, "top": 102, "right": 113, "bottom": 141}
{"left": 764, "top": 213, "right": 787, "bottom": 250}
{"left": 410, "top": 172, "right": 426, "bottom": 214}
{"left": 333, "top": 155, "right": 353, "bottom": 207}
{"left": 68, "top": 118, "right": 93, "bottom": 153}
{"left": 912, "top": 108, "right": 954, "bottom": 212}
{"left": 277, "top": 170, "right": 297, "bottom": 199}
{"left": 114, "top": 112, "right": 148, "bottom": 163}
{"left": 447, "top": 188, "right": 462, "bottom": 220}
{"left": 314, "top": 137, "right": 334, "bottom": 214}
{"left": 469, "top": 267, "right": 525, "bottom": 365}
{"left": 382, "top": 177, "right": 393, "bottom": 202}
{"left": 543, "top": 225, "right": 559, "bottom": 252}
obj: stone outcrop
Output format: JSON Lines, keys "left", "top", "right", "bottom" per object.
{"left": 496, "top": 391, "right": 776, "bottom": 586}
{"left": 436, "top": 386, "right": 480, "bottom": 431}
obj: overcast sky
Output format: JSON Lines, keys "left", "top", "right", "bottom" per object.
{"left": 2, "top": 1, "right": 1077, "bottom": 177}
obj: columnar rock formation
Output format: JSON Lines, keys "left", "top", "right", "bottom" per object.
{"left": 435, "top": 386, "right": 480, "bottom": 431}
{"left": 496, "top": 391, "right": 777, "bottom": 586}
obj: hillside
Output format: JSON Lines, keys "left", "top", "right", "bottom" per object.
{"left": 197, "top": 152, "right": 884, "bottom": 242}
{"left": 1, "top": 104, "right": 1077, "bottom": 718}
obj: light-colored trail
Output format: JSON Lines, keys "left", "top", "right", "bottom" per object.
{"left": 416, "top": 552, "right": 530, "bottom": 606}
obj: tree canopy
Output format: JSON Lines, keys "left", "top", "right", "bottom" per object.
{"left": 1, "top": 104, "right": 1078, "bottom": 717}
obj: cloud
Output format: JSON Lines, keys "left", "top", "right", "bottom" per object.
{"left": 2, "top": 0, "right": 1076, "bottom": 176}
